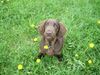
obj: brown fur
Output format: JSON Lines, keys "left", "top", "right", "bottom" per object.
{"left": 38, "top": 19, "right": 67, "bottom": 61}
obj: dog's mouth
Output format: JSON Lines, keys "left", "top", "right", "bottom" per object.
{"left": 44, "top": 32, "right": 56, "bottom": 40}
{"left": 46, "top": 37, "right": 53, "bottom": 41}
{"left": 46, "top": 36, "right": 52, "bottom": 39}
{"left": 45, "top": 35, "right": 54, "bottom": 41}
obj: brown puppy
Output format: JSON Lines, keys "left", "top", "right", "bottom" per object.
{"left": 38, "top": 19, "right": 67, "bottom": 61}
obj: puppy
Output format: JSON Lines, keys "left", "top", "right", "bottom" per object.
{"left": 38, "top": 19, "right": 67, "bottom": 61}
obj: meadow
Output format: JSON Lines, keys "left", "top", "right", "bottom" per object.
{"left": 0, "top": 0, "right": 100, "bottom": 75}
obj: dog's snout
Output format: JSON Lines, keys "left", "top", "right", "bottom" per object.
{"left": 46, "top": 30, "right": 52, "bottom": 35}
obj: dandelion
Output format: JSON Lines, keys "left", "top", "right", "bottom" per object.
{"left": 1, "top": 1, "right": 4, "bottom": 3}
{"left": 36, "top": 59, "right": 41, "bottom": 63}
{"left": 30, "top": 24, "right": 35, "bottom": 28}
{"left": 33, "top": 38, "right": 38, "bottom": 42}
{"left": 44, "top": 45, "right": 49, "bottom": 50}
{"left": 18, "top": 64, "right": 23, "bottom": 70}
{"left": 89, "top": 43, "right": 94, "bottom": 48}
{"left": 88, "top": 60, "right": 92, "bottom": 64}
{"left": 7, "top": 0, "right": 9, "bottom": 1}
{"left": 97, "top": 20, "right": 100, "bottom": 24}
{"left": 75, "top": 54, "right": 79, "bottom": 57}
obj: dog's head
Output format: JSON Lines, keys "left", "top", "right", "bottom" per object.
{"left": 38, "top": 19, "right": 67, "bottom": 40}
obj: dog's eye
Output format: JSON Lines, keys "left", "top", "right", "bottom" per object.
{"left": 53, "top": 24, "right": 56, "bottom": 27}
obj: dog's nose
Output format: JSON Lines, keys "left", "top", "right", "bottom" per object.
{"left": 46, "top": 30, "right": 52, "bottom": 35}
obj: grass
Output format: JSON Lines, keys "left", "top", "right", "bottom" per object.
{"left": 0, "top": 0, "right": 100, "bottom": 75}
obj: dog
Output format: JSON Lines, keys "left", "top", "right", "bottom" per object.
{"left": 37, "top": 19, "right": 67, "bottom": 61}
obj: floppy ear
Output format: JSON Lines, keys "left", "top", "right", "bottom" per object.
{"left": 57, "top": 22, "right": 67, "bottom": 37}
{"left": 38, "top": 20, "right": 47, "bottom": 35}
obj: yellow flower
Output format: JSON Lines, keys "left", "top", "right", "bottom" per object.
{"left": 1, "top": 1, "right": 4, "bottom": 3}
{"left": 30, "top": 24, "right": 35, "bottom": 28}
{"left": 33, "top": 38, "right": 38, "bottom": 42}
{"left": 18, "top": 64, "right": 23, "bottom": 70}
{"left": 88, "top": 60, "right": 92, "bottom": 64}
{"left": 36, "top": 59, "right": 41, "bottom": 63}
{"left": 97, "top": 20, "right": 100, "bottom": 24}
{"left": 7, "top": 0, "right": 9, "bottom": 1}
{"left": 89, "top": 43, "right": 94, "bottom": 48}
{"left": 44, "top": 45, "right": 49, "bottom": 49}
{"left": 75, "top": 54, "right": 79, "bottom": 57}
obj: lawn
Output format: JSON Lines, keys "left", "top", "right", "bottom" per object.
{"left": 0, "top": 0, "right": 100, "bottom": 75}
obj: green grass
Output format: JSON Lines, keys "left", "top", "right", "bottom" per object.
{"left": 0, "top": 0, "right": 100, "bottom": 75}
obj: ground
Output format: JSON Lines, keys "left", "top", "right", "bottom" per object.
{"left": 0, "top": 0, "right": 100, "bottom": 75}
